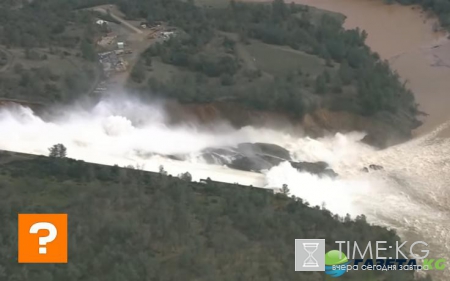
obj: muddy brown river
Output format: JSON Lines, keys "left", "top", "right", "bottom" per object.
{"left": 244, "top": 0, "right": 450, "bottom": 279}
{"left": 251, "top": 0, "right": 450, "bottom": 136}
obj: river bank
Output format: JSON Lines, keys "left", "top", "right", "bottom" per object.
{"left": 242, "top": 0, "right": 450, "bottom": 279}
{"left": 248, "top": 0, "right": 450, "bottom": 136}
{"left": 164, "top": 100, "right": 416, "bottom": 148}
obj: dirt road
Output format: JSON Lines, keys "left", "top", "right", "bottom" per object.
{"left": 93, "top": 8, "right": 143, "bottom": 34}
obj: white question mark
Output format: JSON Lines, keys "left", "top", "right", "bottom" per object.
{"left": 29, "top": 222, "right": 58, "bottom": 254}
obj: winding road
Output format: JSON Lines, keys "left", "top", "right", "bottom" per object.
{"left": 92, "top": 7, "right": 143, "bottom": 34}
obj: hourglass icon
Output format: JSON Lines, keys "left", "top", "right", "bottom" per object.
{"left": 303, "top": 243, "right": 319, "bottom": 267}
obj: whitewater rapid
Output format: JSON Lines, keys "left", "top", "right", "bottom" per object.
{"left": 1, "top": 96, "right": 450, "bottom": 277}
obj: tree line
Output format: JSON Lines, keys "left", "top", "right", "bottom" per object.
{"left": 0, "top": 153, "right": 433, "bottom": 281}
{"left": 0, "top": 0, "right": 421, "bottom": 122}
{"left": 387, "top": 0, "right": 450, "bottom": 29}
{"left": 0, "top": 0, "right": 104, "bottom": 103}
{"left": 125, "top": 0, "right": 418, "bottom": 122}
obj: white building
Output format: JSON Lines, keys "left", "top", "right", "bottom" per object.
{"left": 96, "top": 20, "right": 107, "bottom": 25}
{"left": 161, "top": 31, "right": 175, "bottom": 38}
{"left": 117, "top": 42, "right": 124, "bottom": 49}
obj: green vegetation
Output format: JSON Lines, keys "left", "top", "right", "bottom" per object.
{"left": 0, "top": 0, "right": 420, "bottom": 134}
{"left": 48, "top": 144, "right": 68, "bottom": 158}
{"left": 0, "top": 153, "right": 432, "bottom": 281}
{"left": 124, "top": 0, "right": 418, "bottom": 125}
{"left": 388, "top": 0, "right": 450, "bottom": 29}
{"left": 0, "top": 0, "right": 103, "bottom": 103}
{"left": 245, "top": 42, "right": 325, "bottom": 76}
{"left": 0, "top": 2, "right": 432, "bottom": 279}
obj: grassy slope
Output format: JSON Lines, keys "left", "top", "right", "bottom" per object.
{"left": 244, "top": 41, "right": 327, "bottom": 76}
{"left": 145, "top": 37, "right": 326, "bottom": 86}
{"left": 146, "top": 3, "right": 339, "bottom": 84}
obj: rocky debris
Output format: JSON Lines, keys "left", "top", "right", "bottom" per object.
{"left": 200, "top": 145, "right": 284, "bottom": 172}
{"left": 190, "top": 142, "right": 338, "bottom": 178}
{"left": 227, "top": 155, "right": 273, "bottom": 172}
{"left": 369, "top": 164, "right": 384, "bottom": 171}
{"left": 236, "top": 143, "right": 291, "bottom": 160}
{"left": 166, "top": 102, "right": 419, "bottom": 149}
{"left": 290, "top": 161, "right": 338, "bottom": 178}
{"left": 199, "top": 148, "right": 237, "bottom": 165}
{"left": 361, "top": 164, "right": 384, "bottom": 172}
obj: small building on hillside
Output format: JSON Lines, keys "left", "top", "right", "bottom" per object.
{"left": 96, "top": 20, "right": 107, "bottom": 25}
{"left": 161, "top": 31, "right": 175, "bottom": 40}
{"left": 117, "top": 42, "right": 124, "bottom": 49}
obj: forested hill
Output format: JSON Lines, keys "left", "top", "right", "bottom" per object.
{"left": 0, "top": 0, "right": 421, "bottom": 146}
{"left": 0, "top": 152, "right": 432, "bottom": 281}
{"left": 0, "top": 0, "right": 103, "bottom": 103}
{"left": 120, "top": 0, "right": 422, "bottom": 146}
{"left": 125, "top": 0, "right": 418, "bottom": 117}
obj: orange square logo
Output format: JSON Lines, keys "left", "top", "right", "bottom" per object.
{"left": 18, "top": 214, "right": 68, "bottom": 263}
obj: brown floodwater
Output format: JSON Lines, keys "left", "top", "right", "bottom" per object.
{"left": 243, "top": 2, "right": 450, "bottom": 279}
{"left": 250, "top": 0, "right": 450, "bottom": 136}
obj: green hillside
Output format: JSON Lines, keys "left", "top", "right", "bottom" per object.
{"left": 0, "top": 0, "right": 421, "bottom": 142}
{"left": 0, "top": 0, "right": 104, "bottom": 103}
{"left": 124, "top": 0, "right": 420, "bottom": 139}
{"left": 0, "top": 152, "right": 432, "bottom": 281}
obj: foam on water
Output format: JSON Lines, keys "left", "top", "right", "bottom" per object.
{"left": 263, "top": 121, "right": 450, "bottom": 278}
{"left": 2, "top": 97, "right": 450, "bottom": 278}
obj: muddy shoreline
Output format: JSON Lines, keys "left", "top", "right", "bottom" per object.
{"left": 253, "top": 0, "right": 450, "bottom": 136}
{"left": 165, "top": 100, "right": 414, "bottom": 148}
{"left": 170, "top": 0, "right": 450, "bottom": 144}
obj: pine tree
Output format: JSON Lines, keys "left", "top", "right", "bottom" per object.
{"left": 48, "top": 144, "right": 67, "bottom": 158}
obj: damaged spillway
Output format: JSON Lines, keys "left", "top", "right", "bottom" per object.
{"left": 167, "top": 142, "right": 338, "bottom": 178}
{"left": 1, "top": 96, "right": 450, "bottom": 279}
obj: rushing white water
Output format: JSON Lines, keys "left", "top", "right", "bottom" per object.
{"left": 1, "top": 96, "right": 374, "bottom": 192}
{"left": 266, "top": 121, "right": 450, "bottom": 278}
{"left": 1, "top": 96, "right": 450, "bottom": 277}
